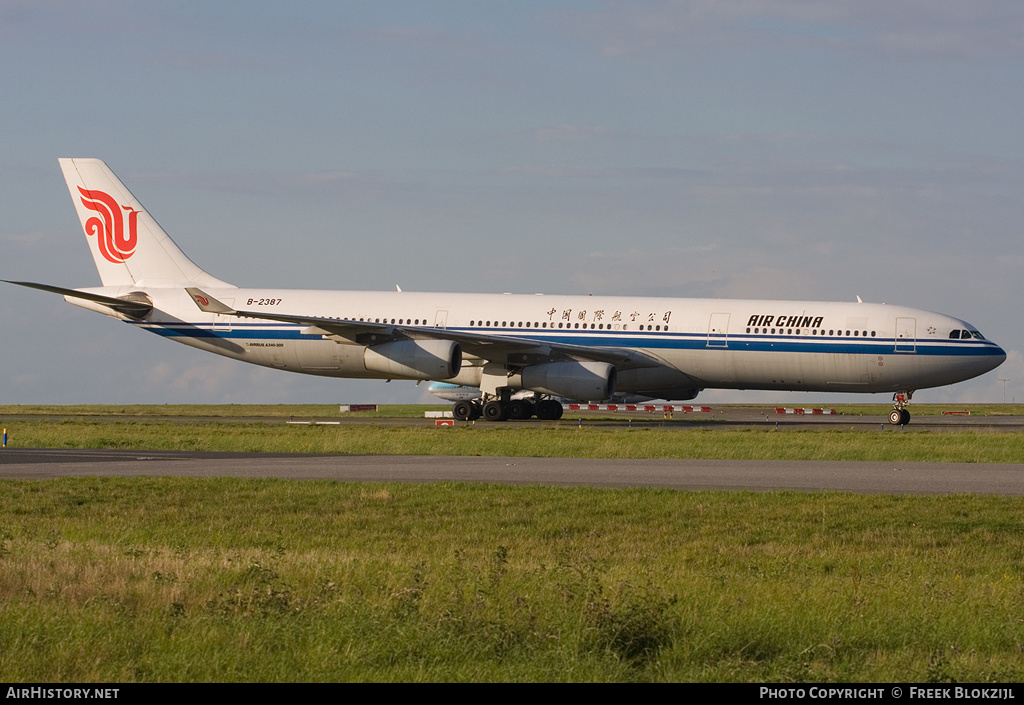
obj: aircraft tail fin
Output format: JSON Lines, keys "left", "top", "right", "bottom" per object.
{"left": 58, "top": 158, "right": 234, "bottom": 289}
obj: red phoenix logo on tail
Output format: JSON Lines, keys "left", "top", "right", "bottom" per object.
{"left": 78, "top": 187, "right": 138, "bottom": 263}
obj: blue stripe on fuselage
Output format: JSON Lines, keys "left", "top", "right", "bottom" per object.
{"left": 132, "top": 322, "right": 1005, "bottom": 358}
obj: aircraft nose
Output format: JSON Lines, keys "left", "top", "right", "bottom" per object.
{"left": 996, "top": 345, "right": 1007, "bottom": 364}
{"left": 987, "top": 343, "right": 1007, "bottom": 372}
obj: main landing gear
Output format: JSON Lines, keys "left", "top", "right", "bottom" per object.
{"left": 451, "top": 397, "right": 563, "bottom": 422}
{"left": 889, "top": 391, "right": 913, "bottom": 425}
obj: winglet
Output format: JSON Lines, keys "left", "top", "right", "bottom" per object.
{"left": 185, "top": 287, "right": 236, "bottom": 314}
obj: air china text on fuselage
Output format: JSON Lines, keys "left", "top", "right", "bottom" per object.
{"left": 6, "top": 158, "right": 1005, "bottom": 424}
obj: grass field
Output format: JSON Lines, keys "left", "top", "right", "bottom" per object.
{"left": 1, "top": 478, "right": 1023, "bottom": 682}
{"left": 3, "top": 414, "right": 1024, "bottom": 464}
{"left": 1, "top": 405, "right": 1022, "bottom": 682}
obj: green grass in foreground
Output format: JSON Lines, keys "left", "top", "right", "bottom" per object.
{"left": 4, "top": 418, "right": 1024, "bottom": 463}
{"left": 0, "top": 478, "right": 1023, "bottom": 682}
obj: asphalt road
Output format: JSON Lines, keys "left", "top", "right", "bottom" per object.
{"left": 2, "top": 447, "right": 1022, "bottom": 495}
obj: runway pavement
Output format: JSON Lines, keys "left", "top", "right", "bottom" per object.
{"left": 2, "top": 447, "right": 1023, "bottom": 495}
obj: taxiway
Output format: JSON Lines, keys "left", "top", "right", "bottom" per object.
{"left": 2, "top": 448, "right": 1022, "bottom": 495}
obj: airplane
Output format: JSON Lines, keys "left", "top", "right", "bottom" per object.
{"left": 6, "top": 158, "right": 1007, "bottom": 425}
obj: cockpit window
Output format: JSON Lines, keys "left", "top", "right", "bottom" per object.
{"left": 951, "top": 329, "right": 986, "bottom": 340}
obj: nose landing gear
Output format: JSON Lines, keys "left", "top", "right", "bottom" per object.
{"left": 889, "top": 391, "right": 913, "bottom": 425}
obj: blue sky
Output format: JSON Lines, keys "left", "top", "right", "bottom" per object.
{"left": 2, "top": 1, "right": 1022, "bottom": 405}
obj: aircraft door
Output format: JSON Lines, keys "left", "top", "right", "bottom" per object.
{"left": 434, "top": 310, "right": 448, "bottom": 329}
{"left": 707, "top": 313, "right": 730, "bottom": 348}
{"left": 895, "top": 317, "right": 916, "bottom": 353}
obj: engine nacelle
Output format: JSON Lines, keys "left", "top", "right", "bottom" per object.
{"left": 364, "top": 339, "right": 462, "bottom": 380}
{"left": 521, "top": 361, "right": 616, "bottom": 401}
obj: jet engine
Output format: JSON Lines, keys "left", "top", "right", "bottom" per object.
{"left": 521, "top": 361, "right": 616, "bottom": 401}
{"left": 364, "top": 339, "right": 462, "bottom": 380}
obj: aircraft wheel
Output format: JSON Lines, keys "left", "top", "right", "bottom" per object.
{"left": 507, "top": 399, "right": 534, "bottom": 420}
{"left": 889, "top": 409, "right": 912, "bottom": 425}
{"left": 483, "top": 400, "right": 508, "bottom": 422}
{"left": 536, "top": 399, "right": 563, "bottom": 420}
{"left": 452, "top": 401, "right": 474, "bottom": 421}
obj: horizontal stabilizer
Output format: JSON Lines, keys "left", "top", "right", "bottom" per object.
{"left": 5, "top": 280, "right": 153, "bottom": 318}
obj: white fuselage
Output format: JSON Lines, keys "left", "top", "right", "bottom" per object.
{"left": 78, "top": 286, "right": 1006, "bottom": 398}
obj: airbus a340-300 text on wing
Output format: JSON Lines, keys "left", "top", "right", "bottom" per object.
{"left": 7, "top": 159, "right": 1006, "bottom": 424}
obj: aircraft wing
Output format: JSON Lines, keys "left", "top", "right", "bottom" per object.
{"left": 186, "top": 288, "right": 661, "bottom": 369}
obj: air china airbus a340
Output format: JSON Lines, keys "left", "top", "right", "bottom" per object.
{"left": 7, "top": 159, "right": 1007, "bottom": 424}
